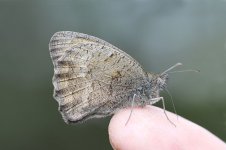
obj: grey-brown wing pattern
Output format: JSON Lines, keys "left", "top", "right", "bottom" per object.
{"left": 49, "top": 31, "right": 147, "bottom": 124}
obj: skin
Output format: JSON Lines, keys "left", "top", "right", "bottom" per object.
{"left": 108, "top": 106, "right": 226, "bottom": 150}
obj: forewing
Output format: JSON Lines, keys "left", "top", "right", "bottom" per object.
{"left": 49, "top": 31, "right": 147, "bottom": 123}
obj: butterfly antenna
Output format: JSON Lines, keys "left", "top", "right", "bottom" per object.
{"left": 161, "top": 63, "right": 183, "bottom": 75}
{"left": 168, "top": 69, "right": 200, "bottom": 74}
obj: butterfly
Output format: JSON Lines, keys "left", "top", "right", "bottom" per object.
{"left": 49, "top": 31, "right": 181, "bottom": 124}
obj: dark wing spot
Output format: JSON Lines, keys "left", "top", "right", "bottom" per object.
{"left": 111, "top": 71, "right": 122, "bottom": 79}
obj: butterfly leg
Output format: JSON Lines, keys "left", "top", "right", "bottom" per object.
{"left": 150, "top": 97, "right": 176, "bottom": 127}
{"left": 125, "top": 94, "right": 136, "bottom": 126}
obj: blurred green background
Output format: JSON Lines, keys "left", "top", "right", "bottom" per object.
{"left": 1, "top": 0, "right": 226, "bottom": 149}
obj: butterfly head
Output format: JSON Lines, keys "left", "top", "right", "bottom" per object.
{"left": 156, "top": 73, "right": 169, "bottom": 90}
{"left": 146, "top": 72, "right": 168, "bottom": 96}
{"left": 157, "top": 62, "right": 183, "bottom": 89}
{"left": 145, "top": 63, "right": 183, "bottom": 99}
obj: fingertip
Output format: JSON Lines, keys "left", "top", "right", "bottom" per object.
{"left": 108, "top": 106, "right": 226, "bottom": 150}
{"left": 108, "top": 106, "right": 177, "bottom": 150}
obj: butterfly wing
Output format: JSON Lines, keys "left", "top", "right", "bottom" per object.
{"left": 49, "top": 31, "right": 147, "bottom": 124}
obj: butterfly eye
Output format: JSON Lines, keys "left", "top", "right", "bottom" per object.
{"left": 157, "top": 77, "right": 167, "bottom": 90}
